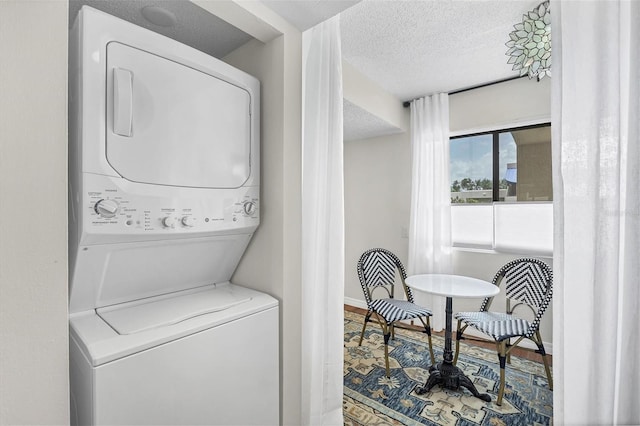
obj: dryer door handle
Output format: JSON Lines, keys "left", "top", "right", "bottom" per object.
{"left": 113, "top": 68, "right": 133, "bottom": 137}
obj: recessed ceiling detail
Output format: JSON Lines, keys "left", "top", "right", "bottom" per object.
{"left": 343, "top": 99, "right": 403, "bottom": 142}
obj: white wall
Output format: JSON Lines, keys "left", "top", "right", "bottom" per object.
{"left": 224, "top": 33, "right": 304, "bottom": 425}
{"left": 0, "top": 2, "right": 70, "bottom": 424}
{"left": 344, "top": 76, "right": 553, "bottom": 350}
{"left": 450, "top": 76, "right": 551, "bottom": 135}
{"left": 345, "top": 131, "right": 411, "bottom": 301}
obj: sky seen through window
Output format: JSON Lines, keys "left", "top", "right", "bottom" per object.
{"left": 450, "top": 133, "right": 516, "bottom": 184}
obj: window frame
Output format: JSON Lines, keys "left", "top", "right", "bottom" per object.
{"left": 449, "top": 122, "right": 554, "bottom": 255}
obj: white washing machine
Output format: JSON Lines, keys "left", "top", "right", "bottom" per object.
{"left": 68, "top": 7, "right": 278, "bottom": 425}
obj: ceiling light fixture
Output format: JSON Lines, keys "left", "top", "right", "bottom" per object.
{"left": 506, "top": 1, "right": 551, "bottom": 80}
{"left": 141, "top": 5, "right": 177, "bottom": 28}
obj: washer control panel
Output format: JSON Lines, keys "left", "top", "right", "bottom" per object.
{"left": 79, "top": 175, "right": 259, "bottom": 240}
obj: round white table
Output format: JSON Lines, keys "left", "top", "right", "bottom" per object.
{"left": 405, "top": 274, "right": 499, "bottom": 402}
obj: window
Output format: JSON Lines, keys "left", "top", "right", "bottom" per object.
{"left": 450, "top": 124, "right": 552, "bottom": 203}
{"left": 450, "top": 124, "right": 553, "bottom": 255}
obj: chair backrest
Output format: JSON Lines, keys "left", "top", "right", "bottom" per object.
{"left": 357, "top": 248, "right": 415, "bottom": 305}
{"left": 481, "top": 258, "right": 553, "bottom": 336}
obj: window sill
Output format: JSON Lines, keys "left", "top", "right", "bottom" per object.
{"left": 452, "top": 245, "right": 553, "bottom": 259}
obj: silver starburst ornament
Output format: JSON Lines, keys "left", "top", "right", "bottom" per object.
{"left": 506, "top": 1, "right": 551, "bottom": 80}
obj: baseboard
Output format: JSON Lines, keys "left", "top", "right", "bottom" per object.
{"left": 344, "top": 297, "right": 368, "bottom": 310}
{"left": 343, "top": 298, "right": 553, "bottom": 354}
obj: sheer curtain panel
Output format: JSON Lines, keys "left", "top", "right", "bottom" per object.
{"left": 552, "top": 1, "right": 640, "bottom": 424}
{"left": 301, "top": 16, "right": 344, "bottom": 426}
{"left": 408, "top": 94, "right": 452, "bottom": 331}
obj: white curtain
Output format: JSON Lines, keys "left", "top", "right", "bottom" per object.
{"left": 408, "top": 94, "right": 452, "bottom": 331}
{"left": 552, "top": 1, "right": 640, "bottom": 424}
{"left": 301, "top": 15, "right": 344, "bottom": 426}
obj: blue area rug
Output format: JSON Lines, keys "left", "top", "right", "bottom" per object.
{"left": 343, "top": 310, "right": 552, "bottom": 426}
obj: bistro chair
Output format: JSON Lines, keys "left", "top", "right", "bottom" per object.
{"left": 453, "top": 258, "right": 553, "bottom": 405}
{"left": 356, "top": 248, "right": 436, "bottom": 377}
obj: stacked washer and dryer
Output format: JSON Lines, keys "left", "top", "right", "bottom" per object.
{"left": 68, "top": 7, "right": 278, "bottom": 425}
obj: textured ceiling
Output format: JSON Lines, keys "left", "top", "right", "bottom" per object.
{"left": 340, "top": 0, "right": 542, "bottom": 101}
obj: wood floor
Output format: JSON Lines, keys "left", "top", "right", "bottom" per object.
{"left": 345, "top": 304, "right": 552, "bottom": 365}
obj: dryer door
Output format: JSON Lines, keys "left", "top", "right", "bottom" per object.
{"left": 105, "top": 42, "right": 251, "bottom": 188}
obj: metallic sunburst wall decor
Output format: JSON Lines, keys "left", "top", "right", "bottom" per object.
{"left": 506, "top": 1, "right": 551, "bottom": 80}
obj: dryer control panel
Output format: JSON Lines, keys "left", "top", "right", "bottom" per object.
{"left": 77, "top": 174, "right": 259, "bottom": 245}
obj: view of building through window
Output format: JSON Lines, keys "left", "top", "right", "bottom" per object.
{"left": 450, "top": 124, "right": 552, "bottom": 203}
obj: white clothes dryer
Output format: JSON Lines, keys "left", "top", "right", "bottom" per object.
{"left": 68, "top": 7, "right": 278, "bottom": 425}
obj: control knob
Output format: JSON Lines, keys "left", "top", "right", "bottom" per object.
{"left": 94, "top": 199, "right": 119, "bottom": 218}
{"left": 181, "top": 216, "right": 196, "bottom": 227}
{"left": 162, "top": 216, "right": 177, "bottom": 228}
{"left": 243, "top": 201, "right": 257, "bottom": 216}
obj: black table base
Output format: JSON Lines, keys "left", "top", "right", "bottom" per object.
{"left": 416, "top": 362, "right": 491, "bottom": 402}
{"left": 415, "top": 296, "right": 491, "bottom": 402}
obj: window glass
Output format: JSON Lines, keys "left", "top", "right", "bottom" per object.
{"left": 499, "top": 133, "right": 517, "bottom": 201}
{"left": 450, "top": 134, "right": 493, "bottom": 203}
{"left": 504, "top": 126, "right": 553, "bottom": 201}
{"left": 450, "top": 124, "right": 552, "bottom": 203}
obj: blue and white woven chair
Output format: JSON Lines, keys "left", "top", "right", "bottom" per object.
{"left": 357, "top": 248, "right": 435, "bottom": 377}
{"left": 453, "top": 258, "right": 553, "bottom": 405}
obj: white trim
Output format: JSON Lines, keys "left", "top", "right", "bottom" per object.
{"left": 448, "top": 117, "right": 551, "bottom": 138}
{"left": 192, "top": 0, "right": 285, "bottom": 43}
{"left": 344, "top": 297, "right": 367, "bottom": 310}
{"left": 451, "top": 246, "right": 554, "bottom": 260}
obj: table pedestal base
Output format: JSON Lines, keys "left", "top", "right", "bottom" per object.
{"left": 404, "top": 280, "right": 499, "bottom": 404}
{"left": 416, "top": 362, "right": 491, "bottom": 402}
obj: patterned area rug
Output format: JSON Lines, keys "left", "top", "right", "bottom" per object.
{"left": 343, "top": 310, "right": 552, "bottom": 426}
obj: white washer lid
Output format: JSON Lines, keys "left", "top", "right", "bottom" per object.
{"left": 96, "top": 284, "right": 252, "bottom": 335}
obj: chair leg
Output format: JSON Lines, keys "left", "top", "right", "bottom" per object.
{"left": 383, "top": 330, "right": 391, "bottom": 377}
{"left": 418, "top": 316, "right": 436, "bottom": 365}
{"left": 534, "top": 331, "right": 553, "bottom": 390}
{"left": 358, "top": 311, "right": 372, "bottom": 346}
{"left": 426, "top": 317, "right": 436, "bottom": 365}
{"left": 368, "top": 313, "right": 393, "bottom": 377}
{"left": 453, "top": 320, "right": 466, "bottom": 366}
{"left": 497, "top": 341, "right": 508, "bottom": 406}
